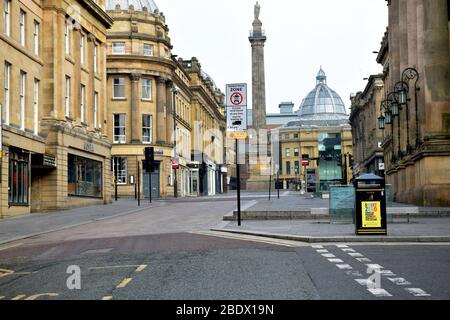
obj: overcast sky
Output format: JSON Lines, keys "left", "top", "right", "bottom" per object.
{"left": 161, "top": 0, "right": 388, "bottom": 114}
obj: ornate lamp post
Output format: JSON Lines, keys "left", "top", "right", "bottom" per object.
{"left": 395, "top": 80, "right": 412, "bottom": 154}
{"left": 401, "top": 67, "right": 421, "bottom": 148}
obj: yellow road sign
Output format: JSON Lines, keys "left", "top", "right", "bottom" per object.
{"left": 227, "top": 132, "right": 248, "bottom": 140}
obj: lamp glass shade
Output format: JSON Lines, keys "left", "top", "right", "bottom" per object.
{"left": 398, "top": 89, "right": 407, "bottom": 105}
{"left": 378, "top": 116, "right": 385, "bottom": 130}
{"left": 385, "top": 110, "right": 392, "bottom": 124}
{"left": 391, "top": 102, "right": 399, "bottom": 116}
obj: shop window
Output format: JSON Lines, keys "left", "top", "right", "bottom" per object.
{"left": 8, "top": 149, "right": 29, "bottom": 205}
{"left": 113, "top": 157, "right": 127, "bottom": 185}
{"left": 68, "top": 154, "right": 103, "bottom": 198}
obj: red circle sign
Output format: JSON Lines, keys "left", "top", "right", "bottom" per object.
{"left": 230, "top": 92, "right": 243, "bottom": 106}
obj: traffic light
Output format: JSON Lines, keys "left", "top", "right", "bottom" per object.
{"left": 144, "top": 147, "right": 155, "bottom": 173}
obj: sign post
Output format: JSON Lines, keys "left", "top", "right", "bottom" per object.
{"left": 226, "top": 84, "right": 248, "bottom": 227}
{"left": 145, "top": 147, "right": 155, "bottom": 203}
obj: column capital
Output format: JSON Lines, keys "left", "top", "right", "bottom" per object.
{"left": 130, "top": 73, "right": 141, "bottom": 82}
{"left": 157, "top": 76, "right": 169, "bottom": 84}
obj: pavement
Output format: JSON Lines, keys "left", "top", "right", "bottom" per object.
{"left": 0, "top": 199, "right": 159, "bottom": 245}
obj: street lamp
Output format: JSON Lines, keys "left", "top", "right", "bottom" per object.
{"left": 395, "top": 80, "right": 412, "bottom": 154}
{"left": 401, "top": 67, "right": 421, "bottom": 149}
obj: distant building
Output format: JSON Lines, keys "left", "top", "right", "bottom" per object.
{"left": 275, "top": 68, "right": 353, "bottom": 192}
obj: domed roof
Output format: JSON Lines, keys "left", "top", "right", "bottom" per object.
{"left": 286, "top": 68, "right": 348, "bottom": 128}
{"left": 106, "top": 0, "right": 159, "bottom": 12}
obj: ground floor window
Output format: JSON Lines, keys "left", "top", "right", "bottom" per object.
{"left": 113, "top": 157, "right": 127, "bottom": 185}
{"left": 8, "top": 149, "right": 29, "bottom": 205}
{"left": 68, "top": 154, "right": 103, "bottom": 198}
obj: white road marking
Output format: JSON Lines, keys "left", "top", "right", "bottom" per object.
{"left": 388, "top": 278, "right": 411, "bottom": 286}
{"left": 191, "top": 231, "right": 302, "bottom": 247}
{"left": 342, "top": 248, "right": 356, "bottom": 253}
{"left": 366, "top": 264, "right": 384, "bottom": 270}
{"left": 379, "top": 270, "right": 396, "bottom": 276}
{"left": 348, "top": 253, "right": 364, "bottom": 258}
{"left": 356, "top": 258, "right": 372, "bottom": 263}
{"left": 405, "top": 288, "right": 431, "bottom": 297}
{"left": 321, "top": 253, "right": 336, "bottom": 258}
{"left": 89, "top": 265, "right": 140, "bottom": 271}
{"left": 316, "top": 249, "right": 329, "bottom": 253}
{"left": 312, "top": 245, "right": 324, "bottom": 249}
{"left": 336, "top": 264, "right": 353, "bottom": 270}
{"left": 101, "top": 296, "right": 113, "bottom": 300}
{"left": 345, "top": 271, "right": 364, "bottom": 277}
{"left": 336, "top": 245, "right": 349, "bottom": 248}
{"left": 368, "top": 288, "right": 393, "bottom": 297}
{"left": 328, "top": 258, "right": 344, "bottom": 263}
{"left": 355, "top": 279, "right": 372, "bottom": 286}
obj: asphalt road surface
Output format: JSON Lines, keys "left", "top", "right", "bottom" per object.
{"left": 0, "top": 197, "right": 449, "bottom": 300}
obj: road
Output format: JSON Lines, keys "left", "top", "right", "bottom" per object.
{"left": 0, "top": 196, "right": 449, "bottom": 300}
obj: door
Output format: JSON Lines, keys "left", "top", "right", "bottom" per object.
{"left": 143, "top": 171, "right": 160, "bottom": 199}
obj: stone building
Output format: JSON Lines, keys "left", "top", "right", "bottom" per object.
{"left": 350, "top": 75, "right": 386, "bottom": 177}
{"left": 180, "top": 58, "right": 227, "bottom": 196}
{"left": 276, "top": 69, "right": 353, "bottom": 192}
{"left": 105, "top": 0, "right": 227, "bottom": 198}
{"left": 375, "top": 0, "right": 450, "bottom": 205}
{"left": 1, "top": 0, "right": 113, "bottom": 218}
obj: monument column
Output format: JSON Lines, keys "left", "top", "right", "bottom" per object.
{"left": 249, "top": 1, "right": 267, "bottom": 131}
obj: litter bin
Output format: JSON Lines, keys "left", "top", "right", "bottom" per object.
{"left": 353, "top": 173, "right": 387, "bottom": 236}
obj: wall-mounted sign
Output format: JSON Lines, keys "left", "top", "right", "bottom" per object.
{"left": 84, "top": 142, "right": 94, "bottom": 152}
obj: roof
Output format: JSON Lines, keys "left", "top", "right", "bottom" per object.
{"left": 106, "top": 0, "right": 159, "bottom": 12}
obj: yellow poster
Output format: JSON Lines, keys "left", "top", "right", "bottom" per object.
{"left": 362, "top": 201, "right": 382, "bottom": 228}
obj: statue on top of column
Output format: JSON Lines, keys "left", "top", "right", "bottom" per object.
{"left": 254, "top": 1, "right": 261, "bottom": 21}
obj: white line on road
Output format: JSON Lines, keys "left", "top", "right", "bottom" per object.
{"left": 368, "top": 288, "right": 393, "bottom": 297}
{"left": 312, "top": 245, "right": 324, "bottom": 249}
{"left": 342, "top": 248, "right": 356, "bottom": 253}
{"left": 405, "top": 288, "right": 431, "bottom": 297}
{"left": 387, "top": 278, "right": 412, "bottom": 286}
{"left": 336, "top": 245, "right": 349, "bottom": 248}
{"left": 348, "top": 252, "right": 364, "bottom": 258}
{"left": 356, "top": 258, "right": 372, "bottom": 263}
{"left": 328, "top": 258, "right": 344, "bottom": 263}
{"left": 366, "top": 264, "right": 384, "bottom": 270}
{"left": 321, "top": 253, "right": 336, "bottom": 258}
{"left": 316, "top": 249, "right": 329, "bottom": 253}
{"left": 336, "top": 264, "right": 353, "bottom": 270}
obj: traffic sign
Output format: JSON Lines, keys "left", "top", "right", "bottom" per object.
{"left": 226, "top": 83, "right": 247, "bottom": 107}
{"left": 226, "top": 84, "right": 248, "bottom": 137}
{"left": 227, "top": 132, "right": 248, "bottom": 140}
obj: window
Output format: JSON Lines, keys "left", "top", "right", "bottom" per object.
{"left": 20, "top": 71, "right": 26, "bottom": 130}
{"left": 93, "top": 92, "right": 98, "bottom": 128}
{"left": 294, "top": 133, "right": 299, "bottom": 139}
{"left": 112, "top": 42, "right": 125, "bottom": 54}
{"left": 4, "top": 0, "right": 11, "bottom": 36}
{"left": 33, "top": 21, "right": 39, "bottom": 55}
{"left": 20, "top": 10, "right": 26, "bottom": 46}
{"left": 286, "top": 148, "right": 291, "bottom": 157}
{"left": 286, "top": 161, "right": 291, "bottom": 175}
{"left": 143, "top": 44, "right": 153, "bottom": 56}
{"left": 33, "top": 79, "right": 39, "bottom": 135}
{"left": 68, "top": 154, "right": 103, "bottom": 198}
{"left": 294, "top": 161, "right": 300, "bottom": 174}
{"left": 113, "top": 78, "right": 125, "bottom": 98}
{"left": 65, "top": 76, "right": 71, "bottom": 117}
{"left": 285, "top": 134, "right": 289, "bottom": 139}
{"left": 80, "top": 84, "right": 85, "bottom": 123}
{"left": 142, "top": 114, "right": 152, "bottom": 143}
{"left": 294, "top": 148, "right": 299, "bottom": 157}
{"left": 142, "top": 79, "right": 152, "bottom": 100}
{"left": 8, "top": 149, "right": 29, "bottom": 205}
{"left": 4, "top": 62, "right": 10, "bottom": 125}
{"left": 64, "top": 22, "right": 70, "bottom": 54}
{"left": 114, "top": 114, "right": 126, "bottom": 143}
{"left": 93, "top": 44, "right": 98, "bottom": 73}
{"left": 113, "top": 157, "right": 127, "bottom": 185}
{"left": 80, "top": 34, "right": 85, "bottom": 65}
